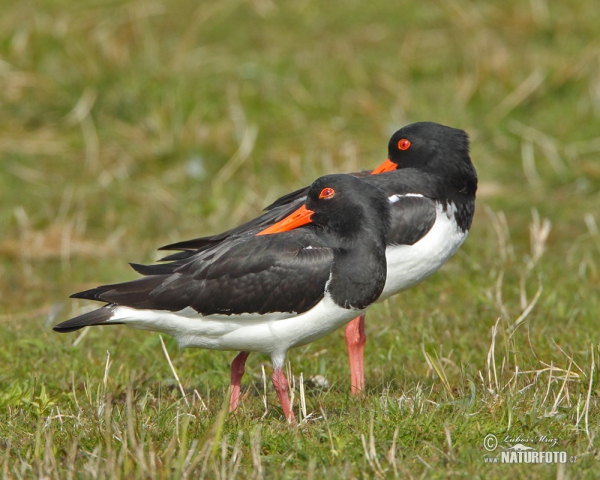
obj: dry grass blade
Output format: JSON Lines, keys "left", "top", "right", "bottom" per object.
{"left": 299, "top": 372, "right": 307, "bottom": 422}
{"left": 529, "top": 209, "right": 552, "bottom": 268}
{"left": 250, "top": 426, "right": 263, "bottom": 480}
{"left": 486, "top": 318, "right": 501, "bottom": 394}
{"left": 511, "top": 278, "right": 543, "bottom": 331}
{"left": 260, "top": 364, "right": 268, "bottom": 419}
{"left": 193, "top": 389, "right": 208, "bottom": 411}
{"left": 444, "top": 424, "right": 454, "bottom": 458}
{"left": 96, "top": 350, "right": 112, "bottom": 418}
{"left": 286, "top": 361, "right": 295, "bottom": 421}
{"left": 387, "top": 427, "right": 400, "bottom": 478}
{"left": 159, "top": 335, "right": 189, "bottom": 407}
{"left": 521, "top": 140, "right": 541, "bottom": 187}
{"left": 320, "top": 406, "right": 337, "bottom": 457}
{"left": 547, "top": 358, "right": 574, "bottom": 416}
{"left": 584, "top": 344, "right": 595, "bottom": 445}
{"left": 507, "top": 120, "right": 568, "bottom": 174}
{"left": 483, "top": 206, "right": 513, "bottom": 263}
{"left": 361, "top": 427, "right": 385, "bottom": 479}
{"left": 487, "top": 68, "right": 547, "bottom": 122}
{"left": 422, "top": 345, "right": 455, "bottom": 399}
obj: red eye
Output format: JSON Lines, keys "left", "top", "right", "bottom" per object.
{"left": 319, "top": 187, "right": 335, "bottom": 199}
{"left": 398, "top": 139, "right": 411, "bottom": 150}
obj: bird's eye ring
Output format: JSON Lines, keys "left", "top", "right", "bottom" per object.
{"left": 319, "top": 187, "right": 335, "bottom": 199}
{"left": 398, "top": 139, "right": 411, "bottom": 150}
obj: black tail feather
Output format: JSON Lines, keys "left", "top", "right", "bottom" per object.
{"left": 130, "top": 262, "right": 182, "bottom": 276}
{"left": 68, "top": 275, "right": 171, "bottom": 310}
{"left": 70, "top": 287, "right": 110, "bottom": 301}
{"left": 156, "top": 250, "right": 197, "bottom": 262}
{"left": 53, "top": 304, "right": 118, "bottom": 333}
{"left": 158, "top": 237, "right": 219, "bottom": 252}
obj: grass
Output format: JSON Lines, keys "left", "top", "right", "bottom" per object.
{"left": 1, "top": 0, "right": 600, "bottom": 477}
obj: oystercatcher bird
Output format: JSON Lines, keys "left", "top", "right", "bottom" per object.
{"left": 54, "top": 174, "right": 391, "bottom": 422}
{"left": 156, "top": 122, "right": 477, "bottom": 394}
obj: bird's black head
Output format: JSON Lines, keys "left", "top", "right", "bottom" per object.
{"left": 305, "top": 174, "right": 391, "bottom": 310}
{"left": 380, "top": 122, "right": 477, "bottom": 196}
{"left": 257, "top": 174, "right": 390, "bottom": 244}
{"left": 305, "top": 174, "right": 391, "bottom": 242}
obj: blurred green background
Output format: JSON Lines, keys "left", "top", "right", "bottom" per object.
{"left": 1, "top": 0, "right": 599, "bottom": 477}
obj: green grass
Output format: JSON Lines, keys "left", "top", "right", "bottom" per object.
{"left": 1, "top": 0, "right": 600, "bottom": 477}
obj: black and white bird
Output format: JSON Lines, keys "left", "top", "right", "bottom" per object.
{"left": 54, "top": 174, "right": 392, "bottom": 422}
{"left": 155, "top": 122, "right": 478, "bottom": 394}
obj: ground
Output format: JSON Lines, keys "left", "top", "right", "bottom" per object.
{"left": 1, "top": 0, "right": 599, "bottom": 478}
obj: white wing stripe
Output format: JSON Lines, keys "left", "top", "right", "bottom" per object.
{"left": 388, "top": 193, "right": 424, "bottom": 203}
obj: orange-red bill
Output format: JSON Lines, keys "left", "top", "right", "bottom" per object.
{"left": 371, "top": 158, "right": 397, "bottom": 174}
{"left": 256, "top": 205, "right": 315, "bottom": 235}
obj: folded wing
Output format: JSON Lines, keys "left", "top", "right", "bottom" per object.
{"left": 72, "top": 233, "right": 335, "bottom": 317}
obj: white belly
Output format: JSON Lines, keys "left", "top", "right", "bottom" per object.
{"left": 380, "top": 203, "right": 468, "bottom": 300}
{"left": 110, "top": 294, "right": 363, "bottom": 367}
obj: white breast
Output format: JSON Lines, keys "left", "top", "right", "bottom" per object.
{"left": 380, "top": 202, "right": 468, "bottom": 300}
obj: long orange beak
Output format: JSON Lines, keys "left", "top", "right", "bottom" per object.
{"left": 256, "top": 205, "right": 315, "bottom": 235}
{"left": 371, "top": 158, "right": 397, "bottom": 174}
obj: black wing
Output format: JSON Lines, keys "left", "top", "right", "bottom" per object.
{"left": 157, "top": 202, "right": 302, "bottom": 259}
{"left": 355, "top": 171, "right": 441, "bottom": 245}
{"left": 72, "top": 232, "right": 334, "bottom": 316}
{"left": 387, "top": 195, "right": 437, "bottom": 245}
{"left": 157, "top": 169, "right": 374, "bottom": 257}
{"left": 263, "top": 186, "right": 307, "bottom": 211}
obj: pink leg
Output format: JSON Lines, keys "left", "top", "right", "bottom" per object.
{"left": 271, "top": 368, "right": 296, "bottom": 423}
{"left": 229, "top": 351, "right": 250, "bottom": 413}
{"left": 344, "top": 314, "right": 366, "bottom": 395}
